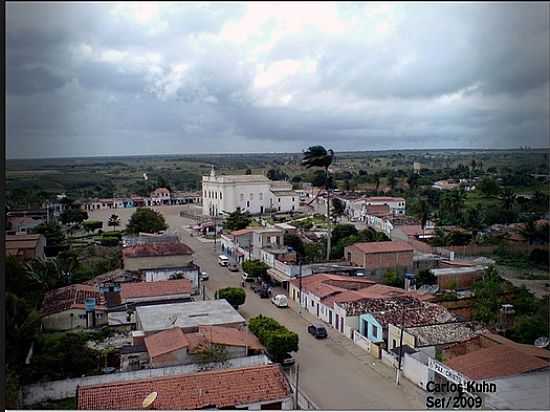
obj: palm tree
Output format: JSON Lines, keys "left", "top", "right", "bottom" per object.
{"left": 303, "top": 146, "right": 335, "bottom": 260}
{"left": 500, "top": 188, "right": 516, "bottom": 225}
{"left": 108, "top": 214, "right": 120, "bottom": 231}
{"left": 388, "top": 173, "right": 398, "bottom": 193}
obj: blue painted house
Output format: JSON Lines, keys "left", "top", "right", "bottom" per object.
{"left": 359, "top": 313, "right": 385, "bottom": 343}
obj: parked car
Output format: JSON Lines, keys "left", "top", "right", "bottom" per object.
{"left": 308, "top": 324, "right": 328, "bottom": 339}
{"left": 271, "top": 294, "right": 288, "bottom": 308}
{"left": 254, "top": 286, "right": 270, "bottom": 299}
{"left": 266, "top": 351, "right": 295, "bottom": 368}
{"left": 241, "top": 272, "right": 257, "bottom": 283}
{"left": 217, "top": 255, "right": 229, "bottom": 266}
{"left": 200, "top": 272, "right": 209, "bottom": 281}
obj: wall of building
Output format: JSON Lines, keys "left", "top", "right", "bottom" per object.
{"left": 120, "top": 350, "right": 150, "bottom": 371}
{"left": 144, "top": 268, "right": 199, "bottom": 290}
{"left": 124, "top": 255, "right": 194, "bottom": 271}
{"left": 402, "top": 352, "right": 431, "bottom": 390}
{"left": 364, "top": 251, "right": 413, "bottom": 271}
{"left": 151, "top": 347, "right": 190, "bottom": 368}
{"left": 122, "top": 293, "right": 191, "bottom": 305}
{"left": 42, "top": 309, "right": 108, "bottom": 331}
{"left": 387, "top": 324, "right": 416, "bottom": 352}
{"left": 437, "top": 271, "right": 483, "bottom": 289}
{"left": 359, "top": 314, "right": 384, "bottom": 343}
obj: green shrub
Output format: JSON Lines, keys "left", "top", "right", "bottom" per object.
{"left": 248, "top": 315, "right": 298, "bottom": 362}
{"left": 215, "top": 287, "right": 246, "bottom": 308}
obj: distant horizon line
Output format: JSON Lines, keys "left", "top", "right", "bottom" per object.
{"left": 7, "top": 146, "right": 550, "bottom": 161}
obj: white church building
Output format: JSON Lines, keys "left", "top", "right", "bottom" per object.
{"left": 202, "top": 168, "right": 298, "bottom": 216}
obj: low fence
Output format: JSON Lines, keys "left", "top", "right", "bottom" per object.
{"left": 23, "top": 355, "right": 270, "bottom": 406}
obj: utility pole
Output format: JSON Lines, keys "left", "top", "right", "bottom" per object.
{"left": 396, "top": 307, "right": 406, "bottom": 385}
{"left": 213, "top": 213, "right": 217, "bottom": 253}
{"left": 298, "top": 258, "right": 303, "bottom": 315}
{"left": 294, "top": 363, "right": 300, "bottom": 409}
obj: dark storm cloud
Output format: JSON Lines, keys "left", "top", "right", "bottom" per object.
{"left": 5, "top": 2, "right": 550, "bottom": 158}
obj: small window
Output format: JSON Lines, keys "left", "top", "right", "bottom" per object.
{"left": 278, "top": 198, "right": 281, "bottom": 202}
{"left": 393, "top": 339, "right": 397, "bottom": 349}
{"left": 220, "top": 192, "right": 222, "bottom": 200}
{"left": 247, "top": 201, "right": 250, "bottom": 207}
{"left": 371, "top": 324, "right": 378, "bottom": 338}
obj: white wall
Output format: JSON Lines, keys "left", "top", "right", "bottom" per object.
{"left": 402, "top": 352, "right": 432, "bottom": 390}
{"left": 145, "top": 268, "right": 199, "bottom": 290}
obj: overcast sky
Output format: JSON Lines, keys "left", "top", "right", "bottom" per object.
{"left": 6, "top": 2, "right": 550, "bottom": 158}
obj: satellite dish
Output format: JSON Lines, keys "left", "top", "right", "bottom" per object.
{"left": 143, "top": 392, "right": 158, "bottom": 409}
{"left": 534, "top": 337, "right": 549, "bottom": 348}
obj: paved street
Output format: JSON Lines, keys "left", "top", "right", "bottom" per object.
{"left": 89, "top": 206, "right": 425, "bottom": 409}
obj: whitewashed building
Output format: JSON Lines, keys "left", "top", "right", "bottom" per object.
{"left": 202, "top": 168, "right": 298, "bottom": 216}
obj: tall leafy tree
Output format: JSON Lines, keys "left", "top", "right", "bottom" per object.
{"left": 126, "top": 208, "right": 168, "bottom": 234}
{"left": 303, "top": 146, "right": 334, "bottom": 260}
{"left": 331, "top": 198, "right": 346, "bottom": 220}
{"left": 224, "top": 207, "right": 251, "bottom": 231}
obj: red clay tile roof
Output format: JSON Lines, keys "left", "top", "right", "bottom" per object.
{"left": 350, "top": 240, "right": 413, "bottom": 254}
{"left": 366, "top": 196, "right": 405, "bottom": 202}
{"left": 231, "top": 228, "right": 254, "bottom": 237}
{"left": 151, "top": 187, "right": 171, "bottom": 196}
{"left": 41, "top": 284, "right": 106, "bottom": 317}
{"left": 145, "top": 326, "right": 264, "bottom": 358}
{"left": 482, "top": 332, "right": 550, "bottom": 361}
{"left": 77, "top": 364, "right": 291, "bottom": 410}
{"left": 371, "top": 301, "right": 454, "bottom": 328}
{"left": 331, "top": 285, "right": 435, "bottom": 314}
{"left": 122, "top": 242, "right": 193, "bottom": 258}
{"left": 120, "top": 279, "right": 192, "bottom": 301}
{"left": 290, "top": 273, "right": 375, "bottom": 298}
{"left": 198, "top": 326, "right": 264, "bottom": 351}
{"left": 445, "top": 345, "right": 549, "bottom": 381}
{"left": 144, "top": 328, "right": 190, "bottom": 359}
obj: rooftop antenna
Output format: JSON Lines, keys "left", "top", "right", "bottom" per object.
{"left": 142, "top": 391, "right": 157, "bottom": 409}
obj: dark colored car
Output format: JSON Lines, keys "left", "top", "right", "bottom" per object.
{"left": 254, "top": 286, "right": 270, "bottom": 298}
{"left": 267, "top": 351, "right": 295, "bottom": 368}
{"left": 308, "top": 324, "right": 328, "bottom": 339}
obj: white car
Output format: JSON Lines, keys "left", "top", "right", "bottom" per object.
{"left": 271, "top": 294, "right": 288, "bottom": 308}
{"left": 201, "top": 272, "right": 209, "bottom": 281}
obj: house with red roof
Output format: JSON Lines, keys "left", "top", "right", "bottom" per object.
{"left": 122, "top": 242, "right": 199, "bottom": 290}
{"left": 77, "top": 364, "right": 293, "bottom": 410}
{"left": 345, "top": 240, "right": 414, "bottom": 274}
{"left": 41, "top": 284, "right": 107, "bottom": 331}
{"left": 150, "top": 187, "right": 171, "bottom": 205}
{"left": 6, "top": 234, "right": 46, "bottom": 261}
{"left": 119, "top": 279, "right": 193, "bottom": 305}
{"left": 126, "top": 325, "right": 265, "bottom": 369}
